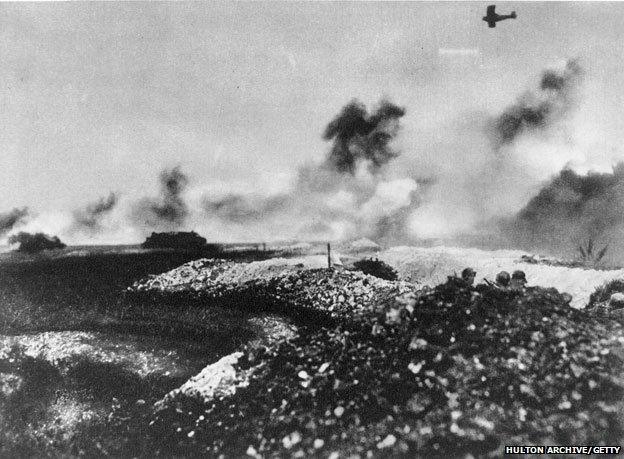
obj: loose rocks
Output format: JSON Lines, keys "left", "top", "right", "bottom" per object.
{"left": 145, "top": 264, "right": 624, "bottom": 458}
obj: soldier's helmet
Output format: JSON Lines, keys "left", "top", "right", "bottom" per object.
{"left": 511, "top": 270, "right": 527, "bottom": 283}
{"left": 495, "top": 271, "right": 511, "bottom": 287}
{"left": 461, "top": 267, "right": 477, "bottom": 285}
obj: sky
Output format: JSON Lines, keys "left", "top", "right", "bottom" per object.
{"left": 2, "top": 2, "right": 624, "bottom": 244}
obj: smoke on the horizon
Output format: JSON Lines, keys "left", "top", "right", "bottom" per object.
{"left": 4, "top": 168, "right": 192, "bottom": 244}
{"left": 422, "top": 57, "right": 624, "bottom": 262}
{"left": 503, "top": 164, "right": 624, "bottom": 259}
{"left": 181, "top": 60, "right": 611, "bottom": 251}
{"left": 0, "top": 207, "right": 29, "bottom": 236}
{"left": 199, "top": 98, "right": 417, "bottom": 243}
{"left": 403, "top": 59, "right": 591, "bottom": 244}
{"left": 131, "top": 166, "right": 189, "bottom": 230}
{"left": 72, "top": 193, "right": 118, "bottom": 232}
{"left": 12, "top": 58, "right": 624, "bottom": 260}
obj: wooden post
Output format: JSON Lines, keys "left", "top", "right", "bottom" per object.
{"left": 327, "top": 242, "right": 332, "bottom": 269}
{"left": 263, "top": 242, "right": 266, "bottom": 252}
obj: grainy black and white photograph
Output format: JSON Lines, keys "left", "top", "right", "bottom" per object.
{"left": 1, "top": 1, "right": 624, "bottom": 457}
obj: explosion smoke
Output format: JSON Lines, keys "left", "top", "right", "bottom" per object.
{"left": 0, "top": 207, "right": 28, "bottom": 236}
{"left": 201, "top": 99, "right": 415, "bottom": 242}
{"left": 11, "top": 60, "right": 601, "bottom": 251}
{"left": 403, "top": 59, "right": 588, "bottom": 244}
{"left": 494, "top": 59, "right": 582, "bottom": 144}
{"left": 505, "top": 164, "right": 624, "bottom": 259}
{"left": 73, "top": 193, "right": 118, "bottom": 231}
{"left": 132, "top": 166, "right": 189, "bottom": 230}
{"left": 323, "top": 100, "right": 406, "bottom": 174}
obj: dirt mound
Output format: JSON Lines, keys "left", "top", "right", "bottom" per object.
{"left": 127, "top": 256, "right": 339, "bottom": 297}
{"left": 131, "top": 264, "right": 415, "bottom": 406}
{"left": 141, "top": 260, "right": 624, "bottom": 457}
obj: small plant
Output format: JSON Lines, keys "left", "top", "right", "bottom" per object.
{"left": 352, "top": 258, "right": 398, "bottom": 281}
{"left": 578, "top": 238, "right": 608, "bottom": 266}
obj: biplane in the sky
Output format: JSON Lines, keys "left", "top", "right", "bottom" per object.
{"left": 483, "top": 5, "right": 517, "bottom": 28}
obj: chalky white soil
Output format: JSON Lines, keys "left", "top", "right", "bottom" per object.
{"left": 138, "top": 246, "right": 624, "bottom": 310}
{"left": 0, "top": 331, "right": 204, "bottom": 378}
{"left": 133, "top": 256, "right": 331, "bottom": 292}
{"left": 146, "top": 247, "right": 624, "bottom": 418}
{"left": 125, "top": 246, "right": 624, "bottom": 405}
{"left": 379, "top": 246, "right": 624, "bottom": 308}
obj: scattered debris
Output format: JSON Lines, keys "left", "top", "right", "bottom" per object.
{"left": 141, "top": 258, "right": 624, "bottom": 457}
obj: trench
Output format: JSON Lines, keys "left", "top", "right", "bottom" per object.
{"left": 0, "top": 249, "right": 295, "bottom": 457}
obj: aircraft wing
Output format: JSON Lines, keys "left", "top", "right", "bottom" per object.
{"left": 486, "top": 5, "right": 496, "bottom": 16}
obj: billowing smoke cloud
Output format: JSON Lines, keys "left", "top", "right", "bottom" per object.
{"left": 416, "top": 57, "right": 624, "bottom": 263}
{"left": 0, "top": 207, "right": 28, "bottom": 236}
{"left": 10, "top": 58, "right": 610, "bottom": 253}
{"left": 323, "top": 100, "right": 405, "bottom": 174}
{"left": 8, "top": 168, "right": 192, "bottom": 244}
{"left": 197, "top": 61, "right": 588, "bottom": 247}
{"left": 200, "top": 99, "right": 416, "bottom": 243}
{"left": 494, "top": 59, "right": 582, "bottom": 145}
{"left": 403, "top": 59, "right": 589, "bottom": 244}
{"left": 503, "top": 164, "right": 624, "bottom": 259}
{"left": 132, "top": 166, "right": 189, "bottom": 230}
{"left": 484, "top": 59, "right": 624, "bottom": 260}
{"left": 72, "top": 193, "right": 118, "bottom": 231}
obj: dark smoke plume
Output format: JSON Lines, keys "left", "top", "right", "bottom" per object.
{"left": 132, "top": 166, "right": 189, "bottom": 229}
{"left": 323, "top": 99, "right": 405, "bottom": 174}
{"left": 494, "top": 59, "right": 582, "bottom": 145}
{"left": 73, "top": 193, "right": 117, "bottom": 230}
{"left": 199, "top": 98, "right": 414, "bottom": 242}
{"left": 0, "top": 207, "right": 28, "bottom": 236}
{"left": 505, "top": 163, "right": 624, "bottom": 258}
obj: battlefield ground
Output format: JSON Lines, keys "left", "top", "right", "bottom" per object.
{"left": 1, "top": 242, "right": 624, "bottom": 458}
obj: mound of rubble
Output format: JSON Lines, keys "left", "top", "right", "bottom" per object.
{"left": 126, "top": 255, "right": 360, "bottom": 302}
{"left": 133, "top": 257, "right": 624, "bottom": 457}
{"left": 128, "top": 257, "right": 313, "bottom": 292}
{"left": 127, "top": 257, "right": 414, "bottom": 320}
